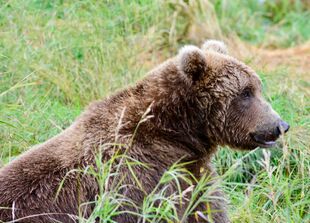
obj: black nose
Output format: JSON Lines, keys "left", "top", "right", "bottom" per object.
{"left": 278, "top": 121, "right": 290, "bottom": 134}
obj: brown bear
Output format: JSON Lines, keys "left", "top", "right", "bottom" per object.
{"left": 0, "top": 40, "right": 289, "bottom": 223}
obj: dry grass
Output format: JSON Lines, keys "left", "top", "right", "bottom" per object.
{"left": 0, "top": 0, "right": 309, "bottom": 222}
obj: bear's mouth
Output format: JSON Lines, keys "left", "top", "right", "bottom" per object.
{"left": 253, "top": 139, "right": 277, "bottom": 148}
{"left": 250, "top": 133, "right": 278, "bottom": 148}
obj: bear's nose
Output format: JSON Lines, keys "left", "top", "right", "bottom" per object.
{"left": 277, "top": 120, "right": 290, "bottom": 134}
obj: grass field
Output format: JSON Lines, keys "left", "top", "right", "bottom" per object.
{"left": 0, "top": 0, "right": 309, "bottom": 222}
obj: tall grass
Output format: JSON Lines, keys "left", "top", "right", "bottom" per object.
{"left": 0, "top": 0, "right": 309, "bottom": 222}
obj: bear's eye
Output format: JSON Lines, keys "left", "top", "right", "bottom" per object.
{"left": 241, "top": 88, "right": 252, "bottom": 99}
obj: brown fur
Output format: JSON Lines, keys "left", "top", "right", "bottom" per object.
{"left": 0, "top": 40, "right": 288, "bottom": 223}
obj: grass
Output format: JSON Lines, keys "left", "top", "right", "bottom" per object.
{"left": 0, "top": 0, "right": 309, "bottom": 222}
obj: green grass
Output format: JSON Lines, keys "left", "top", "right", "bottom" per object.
{"left": 0, "top": 0, "right": 309, "bottom": 222}
{"left": 213, "top": 0, "right": 310, "bottom": 47}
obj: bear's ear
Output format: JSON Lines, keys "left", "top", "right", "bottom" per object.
{"left": 202, "top": 40, "right": 228, "bottom": 55}
{"left": 178, "top": 45, "right": 207, "bottom": 82}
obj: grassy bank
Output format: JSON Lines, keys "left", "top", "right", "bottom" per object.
{"left": 0, "top": 0, "right": 309, "bottom": 222}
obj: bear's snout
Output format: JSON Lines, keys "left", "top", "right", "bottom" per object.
{"left": 250, "top": 119, "right": 289, "bottom": 148}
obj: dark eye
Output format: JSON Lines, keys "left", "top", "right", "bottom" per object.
{"left": 241, "top": 88, "right": 252, "bottom": 99}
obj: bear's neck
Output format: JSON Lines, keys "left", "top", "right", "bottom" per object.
{"left": 85, "top": 59, "right": 216, "bottom": 157}
{"left": 125, "top": 72, "right": 214, "bottom": 156}
{"left": 150, "top": 92, "right": 213, "bottom": 156}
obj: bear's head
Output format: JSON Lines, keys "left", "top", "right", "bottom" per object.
{"left": 177, "top": 40, "right": 289, "bottom": 150}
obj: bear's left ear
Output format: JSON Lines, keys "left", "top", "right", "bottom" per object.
{"left": 178, "top": 45, "right": 207, "bottom": 82}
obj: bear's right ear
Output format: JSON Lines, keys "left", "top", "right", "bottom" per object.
{"left": 202, "top": 40, "right": 228, "bottom": 55}
{"left": 178, "top": 45, "right": 207, "bottom": 82}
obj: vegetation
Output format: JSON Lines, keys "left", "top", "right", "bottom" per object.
{"left": 0, "top": 0, "right": 309, "bottom": 222}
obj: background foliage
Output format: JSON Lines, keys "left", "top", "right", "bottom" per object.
{"left": 0, "top": 0, "right": 309, "bottom": 222}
